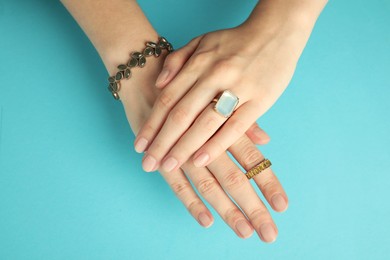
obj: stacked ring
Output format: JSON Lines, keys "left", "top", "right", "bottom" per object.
{"left": 245, "top": 158, "right": 272, "bottom": 180}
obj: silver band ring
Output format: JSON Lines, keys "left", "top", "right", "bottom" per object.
{"left": 211, "top": 90, "right": 239, "bottom": 118}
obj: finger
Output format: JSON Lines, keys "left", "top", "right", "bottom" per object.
{"left": 134, "top": 71, "right": 198, "bottom": 155}
{"left": 192, "top": 101, "right": 258, "bottom": 168}
{"left": 146, "top": 84, "right": 224, "bottom": 172}
{"left": 159, "top": 102, "right": 229, "bottom": 173}
{"left": 228, "top": 135, "right": 289, "bottom": 213}
{"left": 181, "top": 161, "right": 255, "bottom": 239}
{"left": 135, "top": 42, "right": 215, "bottom": 156}
{"left": 159, "top": 167, "right": 214, "bottom": 228}
{"left": 135, "top": 46, "right": 227, "bottom": 157}
{"left": 245, "top": 122, "right": 270, "bottom": 145}
{"left": 207, "top": 152, "right": 278, "bottom": 243}
{"left": 155, "top": 35, "right": 204, "bottom": 88}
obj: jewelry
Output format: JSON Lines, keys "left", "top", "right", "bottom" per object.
{"left": 245, "top": 159, "right": 272, "bottom": 180}
{"left": 212, "top": 90, "right": 239, "bottom": 118}
{"left": 107, "top": 36, "right": 174, "bottom": 100}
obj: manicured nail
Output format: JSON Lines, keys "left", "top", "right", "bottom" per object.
{"left": 259, "top": 223, "right": 277, "bottom": 243}
{"left": 155, "top": 68, "right": 169, "bottom": 86}
{"left": 198, "top": 212, "right": 212, "bottom": 228}
{"left": 193, "top": 153, "right": 209, "bottom": 167}
{"left": 253, "top": 126, "right": 264, "bottom": 138}
{"left": 271, "top": 193, "right": 288, "bottom": 212}
{"left": 134, "top": 137, "right": 148, "bottom": 153}
{"left": 162, "top": 157, "right": 178, "bottom": 172}
{"left": 253, "top": 126, "right": 270, "bottom": 142}
{"left": 142, "top": 155, "right": 156, "bottom": 172}
{"left": 236, "top": 220, "right": 253, "bottom": 239}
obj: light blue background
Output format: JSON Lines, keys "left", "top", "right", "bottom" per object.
{"left": 1, "top": 0, "right": 389, "bottom": 259}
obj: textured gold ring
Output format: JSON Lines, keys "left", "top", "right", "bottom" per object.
{"left": 245, "top": 159, "right": 272, "bottom": 180}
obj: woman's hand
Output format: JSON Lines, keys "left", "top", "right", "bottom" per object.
{"left": 134, "top": 27, "right": 296, "bottom": 172}
{"left": 134, "top": 5, "right": 319, "bottom": 172}
{"left": 119, "top": 54, "right": 288, "bottom": 242}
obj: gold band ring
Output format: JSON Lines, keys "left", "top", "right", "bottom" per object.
{"left": 245, "top": 159, "right": 272, "bottom": 180}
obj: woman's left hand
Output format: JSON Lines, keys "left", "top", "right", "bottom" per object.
{"left": 135, "top": 17, "right": 310, "bottom": 172}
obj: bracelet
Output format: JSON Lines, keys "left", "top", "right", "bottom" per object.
{"left": 107, "top": 36, "right": 174, "bottom": 100}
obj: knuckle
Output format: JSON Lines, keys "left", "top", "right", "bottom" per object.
{"left": 171, "top": 180, "right": 192, "bottom": 197}
{"left": 241, "top": 147, "right": 263, "bottom": 169}
{"left": 187, "top": 199, "right": 204, "bottom": 215}
{"left": 168, "top": 106, "right": 189, "bottom": 124}
{"left": 211, "top": 59, "right": 240, "bottom": 80}
{"left": 247, "top": 207, "right": 269, "bottom": 223}
{"left": 197, "top": 177, "right": 219, "bottom": 196}
{"left": 212, "top": 59, "right": 234, "bottom": 75}
{"left": 200, "top": 115, "right": 219, "bottom": 131}
{"left": 223, "top": 171, "right": 247, "bottom": 191}
{"left": 224, "top": 207, "right": 243, "bottom": 224}
{"left": 157, "top": 91, "right": 175, "bottom": 110}
{"left": 259, "top": 175, "right": 277, "bottom": 193}
{"left": 189, "top": 52, "right": 210, "bottom": 69}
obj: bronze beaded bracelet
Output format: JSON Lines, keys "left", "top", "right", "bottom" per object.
{"left": 107, "top": 36, "right": 174, "bottom": 100}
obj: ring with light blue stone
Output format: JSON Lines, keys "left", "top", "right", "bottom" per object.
{"left": 212, "top": 90, "right": 239, "bottom": 118}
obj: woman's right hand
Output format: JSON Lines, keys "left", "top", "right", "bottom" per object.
{"left": 117, "top": 52, "right": 288, "bottom": 242}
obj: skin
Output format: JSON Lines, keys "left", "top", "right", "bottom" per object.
{"left": 61, "top": 0, "right": 289, "bottom": 242}
{"left": 135, "top": 0, "right": 328, "bottom": 173}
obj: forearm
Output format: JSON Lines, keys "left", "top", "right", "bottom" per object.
{"left": 60, "top": 0, "right": 159, "bottom": 74}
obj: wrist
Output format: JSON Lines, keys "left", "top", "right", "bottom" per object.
{"left": 237, "top": 0, "right": 327, "bottom": 59}
{"left": 119, "top": 51, "right": 167, "bottom": 104}
{"left": 100, "top": 30, "right": 160, "bottom": 75}
{"left": 101, "top": 34, "right": 172, "bottom": 103}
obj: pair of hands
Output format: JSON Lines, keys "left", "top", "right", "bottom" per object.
{"left": 62, "top": 0, "right": 326, "bottom": 245}
{"left": 120, "top": 26, "right": 290, "bottom": 243}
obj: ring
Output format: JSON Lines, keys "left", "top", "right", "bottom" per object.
{"left": 245, "top": 159, "right": 272, "bottom": 180}
{"left": 212, "top": 90, "right": 239, "bottom": 118}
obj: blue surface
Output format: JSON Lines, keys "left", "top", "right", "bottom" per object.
{"left": 1, "top": 0, "right": 389, "bottom": 259}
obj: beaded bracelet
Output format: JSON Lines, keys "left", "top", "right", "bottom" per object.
{"left": 107, "top": 36, "right": 174, "bottom": 100}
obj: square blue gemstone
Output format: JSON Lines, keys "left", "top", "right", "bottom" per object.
{"left": 214, "top": 90, "right": 239, "bottom": 117}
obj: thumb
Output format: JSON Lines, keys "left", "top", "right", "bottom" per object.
{"left": 155, "top": 35, "right": 204, "bottom": 88}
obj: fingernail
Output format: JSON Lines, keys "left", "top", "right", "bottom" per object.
{"left": 253, "top": 126, "right": 270, "bottom": 142}
{"left": 193, "top": 153, "right": 209, "bottom": 167}
{"left": 142, "top": 155, "right": 156, "bottom": 172}
{"left": 271, "top": 193, "right": 288, "bottom": 212}
{"left": 162, "top": 157, "right": 178, "bottom": 172}
{"left": 134, "top": 137, "right": 148, "bottom": 153}
{"left": 198, "top": 212, "right": 212, "bottom": 228}
{"left": 259, "top": 223, "right": 277, "bottom": 243}
{"left": 253, "top": 126, "right": 263, "bottom": 137}
{"left": 236, "top": 220, "right": 253, "bottom": 239}
{"left": 155, "top": 68, "right": 169, "bottom": 86}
